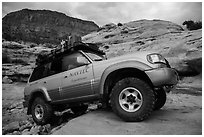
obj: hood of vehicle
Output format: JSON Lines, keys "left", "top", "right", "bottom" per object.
{"left": 108, "top": 51, "right": 155, "bottom": 62}
{"left": 107, "top": 51, "right": 158, "bottom": 65}
{"left": 92, "top": 51, "right": 159, "bottom": 69}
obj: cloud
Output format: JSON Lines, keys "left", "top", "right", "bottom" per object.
{"left": 2, "top": 2, "right": 202, "bottom": 26}
{"left": 69, "top": 2, "right": 202, "bottom": 26}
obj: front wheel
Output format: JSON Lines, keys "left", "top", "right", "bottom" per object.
{"left": 111, "top": 77, "right": 155, "bottom": 122}
{"left": 31, "top": 97, "right": 53, "bottom": 125}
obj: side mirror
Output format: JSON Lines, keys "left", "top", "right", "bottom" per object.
{"left": 77, "top": 57, "right": 89, "bottom": 65}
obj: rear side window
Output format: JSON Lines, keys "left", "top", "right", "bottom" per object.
{"left": 29, "top": 66, "right": 45, "bottom": 82}
{"left": 29, "top": 52, "right": 88, "bottom": 82}
{"left": 29, "top": 58, "right": 62, "bottom": 82}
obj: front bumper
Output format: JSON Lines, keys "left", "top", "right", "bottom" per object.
{"left": 145, "top": 68, "right": 179, "bottom": 87}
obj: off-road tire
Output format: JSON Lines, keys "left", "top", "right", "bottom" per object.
{"left": 31, "top": 97, "right": 53, "bottom": 125}
{"left": 154, "top": 89, "right": 166, "bottom": 110}
{"left": 71, "top": 104, "right": 88, "bottom": 115}
{"left": 110, "top": 77, "right": 155, "bottom": 122}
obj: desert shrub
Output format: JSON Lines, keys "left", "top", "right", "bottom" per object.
{"left": 183, "top": 20, "right": 202, "bottom": 30}
{"left": 2, "top": 53, "right": 11, "bottom": 63}
{"left": 117, "top": 23, "right": 123, "bottom": 26}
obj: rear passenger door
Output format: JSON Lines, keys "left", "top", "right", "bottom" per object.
{"left": 38, "top": 59, "right": 62, "bottom": 101}
{"left": 60, "top": 52, "right": 94, "bottom": 100}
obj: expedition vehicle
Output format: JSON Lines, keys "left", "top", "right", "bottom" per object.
{"left": 23, "top": 42, "right": 178, "bottom": 125}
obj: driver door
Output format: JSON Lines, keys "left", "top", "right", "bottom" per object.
{"left": 60, "top": 52, "right": 94, "bottom": 100}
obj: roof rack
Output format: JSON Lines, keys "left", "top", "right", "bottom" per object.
{"left": 36, "top": 41, "right": 105, "bottom": 66}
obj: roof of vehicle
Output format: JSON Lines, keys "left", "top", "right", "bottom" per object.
{"left": 36, "top": 42, "right": 105, "bottom": 66}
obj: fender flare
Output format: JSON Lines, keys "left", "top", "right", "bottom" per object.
{"left": 99, "top": 60, "right": 152, "bottom": 94}
{"left": 27, "top": 87, "right": 51, "bottom": 114}
{"left": 30, "top": 87, "right": 51, "bottom": 102}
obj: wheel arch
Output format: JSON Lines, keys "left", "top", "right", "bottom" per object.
{"left": 100, "top": 67, "right": 154, "bottom": 101}
{"left": 27, "top": 88, "right": 51, "bottom": 115}
{"left": 99, "top": 61, "right": 152, "bottom": 94}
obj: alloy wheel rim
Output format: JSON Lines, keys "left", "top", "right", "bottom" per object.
{"left": 34, "top": 104, "right": 44, "bottom": 120}
{"left": 119, "top": 87, "right": 143, "bottom": 112}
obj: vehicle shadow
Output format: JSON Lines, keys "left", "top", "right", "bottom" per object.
{"left": 49, "top": 105, "right": 103, "bottom": 133}
{"left": 50, "top": 110, "right": 78, "bottom": 129}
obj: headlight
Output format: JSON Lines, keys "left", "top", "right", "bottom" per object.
{"left": 147, "top": 53, "right": 166, "bottom": 64}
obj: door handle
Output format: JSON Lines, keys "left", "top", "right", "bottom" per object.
{"left": 43, "top": 81, "right": 47, "bottom": 84}
{"left": 64, "top": 76, "right": 68, "bottom": 78}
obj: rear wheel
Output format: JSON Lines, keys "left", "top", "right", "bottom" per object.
{"left": 154, "top": 89, "right": 166, "bottom": 110}
{"left": 70, "top": 104, "right": 88, "bottom": 115}
{"left": 111, "top": 77, "right": 155, "bottom": 122}
{"left": 31, "top": 97, "right": 53, "bottom": 125}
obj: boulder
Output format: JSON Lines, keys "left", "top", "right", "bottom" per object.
{"left": 38, "top": 124, "right": 51, "bottom": 135}
{"left": 12, "top": 131, "right": 21, "bottom": 135}
{"left": 22, "top": 129, "right": 30, "bottom": 135}
{"left": 2, "top": 76, "right": 12, "bottom": 84}
{"left": 29, "top": 125, "right": 40, "bottom": 135}
{"left": 44, "top": 124, "right": 51, "bottom": 133}
{"left": 19, "top": 122, "right": 33, "bottom": 131}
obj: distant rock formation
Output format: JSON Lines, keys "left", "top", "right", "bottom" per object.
{"left": 2, "top": 9, "right": 99, "bottom": 44}
{"left": 83, "top": 19, "right": 202, "bottom": 77}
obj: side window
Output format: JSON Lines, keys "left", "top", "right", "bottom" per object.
{"left": 62, "top": 52, "right": 89, "bottom": 71}
{"left": 42, "top": 62, "right": 53, "bottom": 78}
{"left": 29, "top": 52, "right": 88, "bottom": 82}
{"left": 31, "top": 58, "right": 63, "bottom": 82}
{"left": 29, "top": 65, "right": 45, "bottom": 82}
{"left": 50, "top": 58, "right": 62, "bottom": 75}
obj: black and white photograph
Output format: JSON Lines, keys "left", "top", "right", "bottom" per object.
{"left": 2, "top": 1, "right": 202, "bottom": 135}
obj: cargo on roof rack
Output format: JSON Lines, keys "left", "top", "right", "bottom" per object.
{"left": 36, "top": 35, "right": 105, "bottom": 66}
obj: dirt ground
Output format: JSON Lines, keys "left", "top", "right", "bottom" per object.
{"left": 2, "top": 83, "right": 27, "bottom": 127}
{"left": 2, "top": 80, "right": 202, "bottom": 135}
{"left": 53, "top": 93, "right": 202, "bottom": 135}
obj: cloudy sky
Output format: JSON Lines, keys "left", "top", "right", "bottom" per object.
{"left": 2, "top": 2, "right": 202, "bottom": 26}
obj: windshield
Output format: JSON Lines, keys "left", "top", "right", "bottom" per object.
{"left": 83, "top": 51, "right": 106, "bottom": 61}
